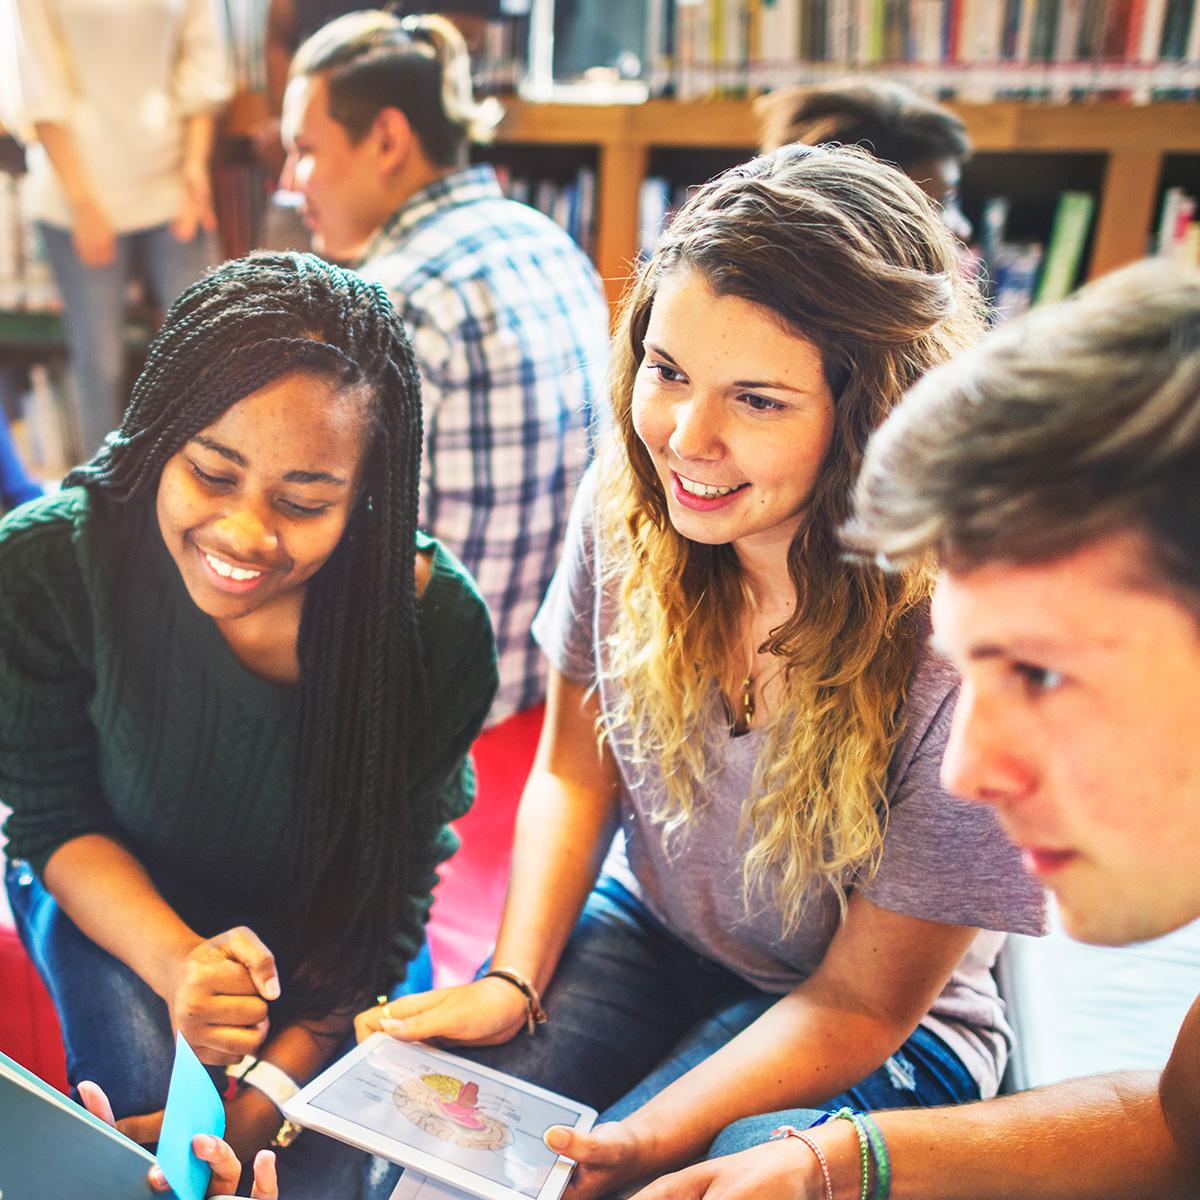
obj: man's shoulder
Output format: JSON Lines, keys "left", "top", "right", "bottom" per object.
{"left": 365, "top": 192, "right": 598, "bottom": 298}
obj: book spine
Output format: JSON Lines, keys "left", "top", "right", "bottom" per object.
{"left": 1035, "top": 190, "right": 1096, "bottom": 304}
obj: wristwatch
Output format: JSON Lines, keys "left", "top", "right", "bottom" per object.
{"left": 226, "top": 1055, "right": 305, "bottom": 1148}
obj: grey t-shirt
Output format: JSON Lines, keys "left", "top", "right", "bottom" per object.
{"left": 531, "top": 469, "right": 1045, "bottom": 1097}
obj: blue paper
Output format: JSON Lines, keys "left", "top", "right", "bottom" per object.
{"left": 157, "top": 1034, "right": 227, "bottom": 1200}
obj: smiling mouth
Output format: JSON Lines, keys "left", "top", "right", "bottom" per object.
{"left": 674, "top": 472, "right": 750, "bottom": 499}
{"left": 204, "top": 551, "right": 263, "bottom": 582}
{"left": 193, "top": 543, "right": 275, "bottom": 593}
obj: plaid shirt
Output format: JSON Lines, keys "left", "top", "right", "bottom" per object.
{"left": 359, "top": 165, "right": 611, "bottom": 726}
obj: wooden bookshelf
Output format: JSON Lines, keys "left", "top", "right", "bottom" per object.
{"left": 486, "top": 98, "right": 1200, "bottom": 304}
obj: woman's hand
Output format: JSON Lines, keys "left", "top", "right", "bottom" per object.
{"left": 624, "top": 1139, "right": 830, "bottom": 1200}
{"left": 172, "top": 162, "right": 217, "bottom": 243}
{"left": 163, "top": 926, "right": 280, "bottom": 1064}
{"left": 78, "top": 1079, "right": 279, "bottom": 1199}
{"left": 354, "top": 976, "right": 529, "bottom": 1046}
{"left": 545, "top": 1121, "right": 655, "bottom": 1200}
{"left": 71, "top": 196, "right": 116, "bottom": 267}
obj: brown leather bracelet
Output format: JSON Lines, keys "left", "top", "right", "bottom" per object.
{"left": 484, "top": 967, "right": 548, "bottom": 1036}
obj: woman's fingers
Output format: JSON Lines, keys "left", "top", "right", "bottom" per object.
{"left": 370, "top": 987, "right": 450, "bottom": 1022}
{"left": 626, "top": 1162, "right": 718, "bottom": 1200}
{"left": 77, "top": 1079, "right": 116, "bottom": 1126}
{"left": 192, "top": 1133, "right": 246, "bottom": 1197}
{"left": 546, "top": 1122, "right": 634, "bottom": 1168}
{"left": 367, "top": 978, "right": 528, "bottom": 1044}
{"left": 215, "top": 927, "right": 280, "bottom": 1002}
{"left": 251, "top": 1148, "right": 280, "bottom": 1200}
{"left": 190, "top": 1021, "right": 270, "bottom": 1065}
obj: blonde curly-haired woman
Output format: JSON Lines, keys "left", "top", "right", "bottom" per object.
{"left": 355, "top": 144, "right": 1045, "bottom": 1200}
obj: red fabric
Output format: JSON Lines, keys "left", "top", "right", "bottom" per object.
{"left": 0, "top": 920, "right": 67, "bottom": 1091}
{"left": 426, "top": 704, "right": 543, "bottom": 986}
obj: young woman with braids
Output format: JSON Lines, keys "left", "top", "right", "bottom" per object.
{"left": 0, "top": 252, "right": 497, "bottom": 1190}
{"left": 344, "top": 145, "right": 1045, "bottom": 1200}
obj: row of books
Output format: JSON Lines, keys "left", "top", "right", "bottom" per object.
{"left": 1157, "top": 185, "right": 1200, "bottom": 262}
{"left": 492, "top": 163, "right": 599, "bottom": 255}
{"left": 0, "top": 172, "right": 59, "bottom": 313}
{"left": 6, "top": 362, "right": 75, "bottom": 480}
{"left": 639, "top": 174, "right": 1099, "bottom": 321}
{"left": 216, "top": 2, "right": 532, "bottom": 97}
{"left": 974, "top": 190, "right": 1096, "bottom": 320}
{"left": 644, "top": 0, "right": 1200, "bottom": 99}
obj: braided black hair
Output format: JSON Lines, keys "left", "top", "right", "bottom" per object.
{"left": 66, "top": 251, "right": 423, "bottom": 1015}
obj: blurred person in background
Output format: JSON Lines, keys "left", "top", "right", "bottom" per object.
{"left": 757, "top": 77, "right": 973, "bottom": 244}
{"left": 11, "top": 0, "right": 232, "bottom": 458}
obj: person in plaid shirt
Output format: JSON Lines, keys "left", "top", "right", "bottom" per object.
{"left": 282, "top": 9, "right": 611, "bottom": 730}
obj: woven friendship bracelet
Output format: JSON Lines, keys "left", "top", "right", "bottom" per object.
{"left": 769, "top": 1125, "right": 834, "bottom": 1200}
{"left": 857, "top": 1112, "right": 892, "bottom": 1200}
{"left": 830, "top": 1107, "right": 870, "bottom": 1200}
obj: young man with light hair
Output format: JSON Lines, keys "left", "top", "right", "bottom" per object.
{"left": 618, "top": 257, "right": 1200, "bottom": 1197}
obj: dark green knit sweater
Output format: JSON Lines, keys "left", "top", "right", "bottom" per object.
{"left": 0, "top": 488, "right": 497, "bottom": 982}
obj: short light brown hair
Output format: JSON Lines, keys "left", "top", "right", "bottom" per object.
{"left": 846, "top": 258, "right": 1200, "bottom": 610}
{"left": 757, "top": 78, "right": 971, "bottom": 169}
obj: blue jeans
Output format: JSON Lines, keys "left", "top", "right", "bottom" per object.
{"left": 358, "top": 876, "right": 979, "bottom": 1200}
{"left": 4, "top": 860, "right": 432, "bottom": 1197}
{"left": 38, "top": 221, "right": 213, "bottom": 459}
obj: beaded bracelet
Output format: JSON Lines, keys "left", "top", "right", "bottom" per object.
{"left": 856, "top": 1112, "right": 892, "bottom": 1200}
{"left": 829, "top": 1107, "right": 870, "bottom": 1200}
{"left": 769, "top": 1125, "right": 834, "bottom": 1200}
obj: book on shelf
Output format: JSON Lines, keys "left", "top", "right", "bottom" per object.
{"left": 1034, "top": 188, "right": 1096, "bottom": 304}
{"left": 626, "top": 0, "right": 1200, "bottom": 98}
{"left": 1156, "top": 185, "right": 1200, "bottom": 265}
{"left": 492, "top": 163, "right": 597, "bottom": 254}
{"left": 0, "top": 170, "right": 62, "bottom": 314}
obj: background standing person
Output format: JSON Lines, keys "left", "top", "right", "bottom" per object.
{"left": 280, "top": 11, "right": 610, "bottom": 966}
{"left": 0, "top": 252, "right": 497, "bottom": 1195}
{"left": 11, "top": 0, "right": 232, "bottom": 459}
{"left": 630, "top": 257, "right": 1200, "bottom": 1199}
{"left": 348, "top": 144, "right": 1044, "bottom": 1200}
{"left": 757, "top": 77, "right": 973, "bottom": 243}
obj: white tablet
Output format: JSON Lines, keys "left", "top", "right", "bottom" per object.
{"left": 283, "top": 1034, "right": 597, "bottom": 1200}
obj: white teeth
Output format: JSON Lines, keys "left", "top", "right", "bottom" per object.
{"left": 204, "top": 552, "right": 262, "bottom": 582}
{"left": 678, "top": 475, "right": 742, "bottom": 499}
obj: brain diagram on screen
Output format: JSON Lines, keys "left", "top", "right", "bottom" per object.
{"left": 393, "top": 1072, "right": 514, "bottom": 1151}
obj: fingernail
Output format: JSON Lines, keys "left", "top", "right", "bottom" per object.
{"left": 544, "top": 1126, "right": 568, "bottom": 1151}
{"left": 381, "top": 1019, "right": 406, "bottom": 1033}
{"left": 195, "top": 1135, "right": 214, "bottom": 1153}
{"left": 264, "top": 978, "right": 281, "bottom": 1000}
{"left": 149, "top": 1166, "right": 167, "bottom": 1185}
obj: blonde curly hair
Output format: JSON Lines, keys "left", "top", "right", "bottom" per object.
{"left": 598, "top": 144, "right": 984, "bottom": 927}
